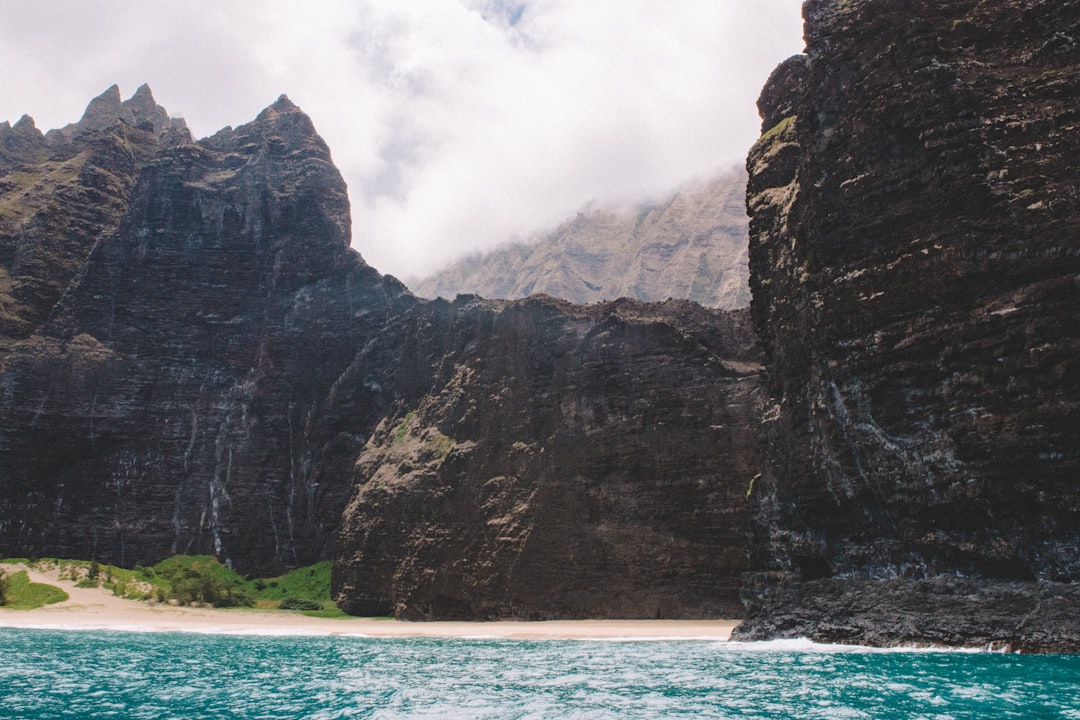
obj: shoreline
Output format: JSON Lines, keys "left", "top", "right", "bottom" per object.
{"left": 0, "top": 563, "right": 738, "bottom": 640}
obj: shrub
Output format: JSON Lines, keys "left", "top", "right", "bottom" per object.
{"left": 151, "top": 555, "right": 254, "bottom": 607}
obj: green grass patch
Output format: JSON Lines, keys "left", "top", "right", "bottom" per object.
{"left": 250, "top": 560, "right": 332, "bottom": 603}
{"left": 300, "top": 606, "right": 351, "bottom": 619}
{"left": 0, "top": 570, "right": 69, "bottom": 609}
{"left": 759, "top": 115, "right": 797, "bottom": 144}
{"left": 249, "top": 560, "right": 344, "bottom": 614}
{"left": 392, "top": 411, "right": 416, "bottom": 445}
{"left": 6, "top": 555, "right": 345, "bottom": 614}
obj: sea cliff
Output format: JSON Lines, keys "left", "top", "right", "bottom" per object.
{"left": 736, "top": 0, "right": 1080, "bottom": 651}
{"left": 1, "top": 87, "right": 761, "bottom": 617}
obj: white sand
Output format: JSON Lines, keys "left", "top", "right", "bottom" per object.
{"left": 0, "top": 563, "right": 737, "bottom": 640}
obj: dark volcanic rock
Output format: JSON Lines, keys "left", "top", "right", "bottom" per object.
{"left": 2, "top": 84, "right": 763, "bottom": 619}
{"left": 58, "top": 84, "right": 190, "bottom": 143}
{"left": 1, "top": 85, "right": 193, "bottom": 346}
{"left": 334, "top": 297, "right": 761, "bottom": 620}
{"left": 737, "top": 0, "right": 1080, "bottom": 649}
{"left": 0, "top": 115, "right": 47, "bottom": 169}
{"left": 740, "top": 574, "right": 1080, "bottom": 654}
{"left": 1, "top": 88, "right": 411, "bottom": 573}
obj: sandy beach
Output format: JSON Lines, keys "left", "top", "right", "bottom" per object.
{"left": 0, "top": 563, "right": 737, "bottom": 640}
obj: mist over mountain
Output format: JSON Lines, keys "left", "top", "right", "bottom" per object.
{"left": 410, "top": 167, "right": 750, "bottom": 309}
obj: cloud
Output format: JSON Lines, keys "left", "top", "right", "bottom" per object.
{"left": 0, "top": 0, "right": 804, "bottom": 280}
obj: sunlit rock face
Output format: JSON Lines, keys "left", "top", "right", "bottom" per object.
{"left": 0, "top": 87, "right": 413, "bottom": 573}
{"left": 333, "top": 296, "right": 762, "bottom": 620}
{"left": 737, "top": 0, "right": 1080, "bottom": 651}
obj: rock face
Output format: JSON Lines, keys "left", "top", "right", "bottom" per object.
{"left": 737, "top": 0, "right": 1080, "bottom": 651}
{"left": 412, "top": 168, "right": 751, "bottom": 309}
{"left": 1, "top": 87, "right": 187, "bottom": 345}
{"left": 334, "top": 297, "right": 761, "bottom": 619}
{"left": 1, "top": 87, "right": 412, "bottom": 573}
{"left": 1, "top": 85, "right": 763, "bottom": 621}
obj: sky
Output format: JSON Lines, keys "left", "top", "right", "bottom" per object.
{"left": 0, "top": 1, "right": 805, "bottom": 281}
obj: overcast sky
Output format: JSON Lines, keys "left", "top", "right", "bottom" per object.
{"left": 0, "top": 0, "right": 805, "bottom": 280}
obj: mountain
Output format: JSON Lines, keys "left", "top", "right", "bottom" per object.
{"left": 0, "top": 86, "right": 411, "bottom": 572}
{"left": 0, "top": 87, "right": 761, "bottom": 619}
{"left": 5, "top": 0, "right": 1077, "bottom": 647}
{"left": 734, "top": 0, "right": 1080, "bottom": 652}
{"left": 410, "top": 168, "right": 750, "bottom": 309}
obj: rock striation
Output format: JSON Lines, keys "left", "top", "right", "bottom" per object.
{"left": 411, "top": 168, "right": 751, "bottom": 309}
{"left": 333, "top": 296, "right": 761, "bottom": 619}
{"left": 737, "top": 0, "right": 1080, "bottom": 651}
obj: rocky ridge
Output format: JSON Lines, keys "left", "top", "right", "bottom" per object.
{"left": 1, "top": 85, "right": 191, "bottom": 346}
{"left": 1, "top": 86, "right": 413, "bottom": 572}
{"left": 411, "top": 168, "right": 750, "bottom": 309}
{"left": 736, "top": 0, "right": 1080, "bottom": 651}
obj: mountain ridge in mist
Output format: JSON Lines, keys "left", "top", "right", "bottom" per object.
{"left": 410, "top": 166, "right": 750, "bottom": 309}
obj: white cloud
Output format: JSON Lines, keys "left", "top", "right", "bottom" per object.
{"left": 0, "top": 0, "right": 804, "bottom": 279}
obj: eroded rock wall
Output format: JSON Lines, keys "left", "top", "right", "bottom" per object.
{"left": 334, "top": 297, "right": 761, "bottom": 619}
{"left": 738, "top": 0, "right": 1080, "bottom": 651}
{"left": 0, "top": 90, "right": 412, "bottom": 573}
{"left": 2, "top": 86, "right": 763, "bottom": 616}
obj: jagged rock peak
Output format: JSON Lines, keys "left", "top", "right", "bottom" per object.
{"left": 223, "top": 94, "right": 333, "bottom": 160}
{"left": 13, "top": 114, "right": 39, "bottom": 133}
{"left": 79, "top": 83, "right": 123, "bottom": 125}
{"left": 197, "top": 93, "right": 333, "bottom": 167}
{"left": 253, "top": 94, "right": 315, "bottom": 132}
{"left": 271, "top": 94, "right": 299, "bottom": 111}
{"left": 0, "top": 112, "right": 47, "bottom": 167}
{"left": 0, "top": 114, "right": 44, "bottom": 144}
{"left": 65, "top": 83, "right": 190, "bottom": 141}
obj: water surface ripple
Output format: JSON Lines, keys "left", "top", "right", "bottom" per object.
{"left": 2, "top": 628, "right": 1078, "bottom": 719}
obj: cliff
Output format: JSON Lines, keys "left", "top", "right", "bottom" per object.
{"left": 411, "top": 168, "right": 750, "bottom": 309}
{"left": 1, "top": 87, "right": 412, "bottom": 572}
{"left": 334, "top": 296, "right": 761, "bottom": 619}
{"left": 1, "top": 86, "right": 189, "bottom": 346}
{"left": 1, "top": 87, "right": 762, "bottom": 618}
{"left": 737, "top": 0, "right": 1080, "bottom": 651}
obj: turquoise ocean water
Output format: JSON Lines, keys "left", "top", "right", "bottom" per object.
{"left": 1, "top": 628, "right": 1078, "bottom": 719}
